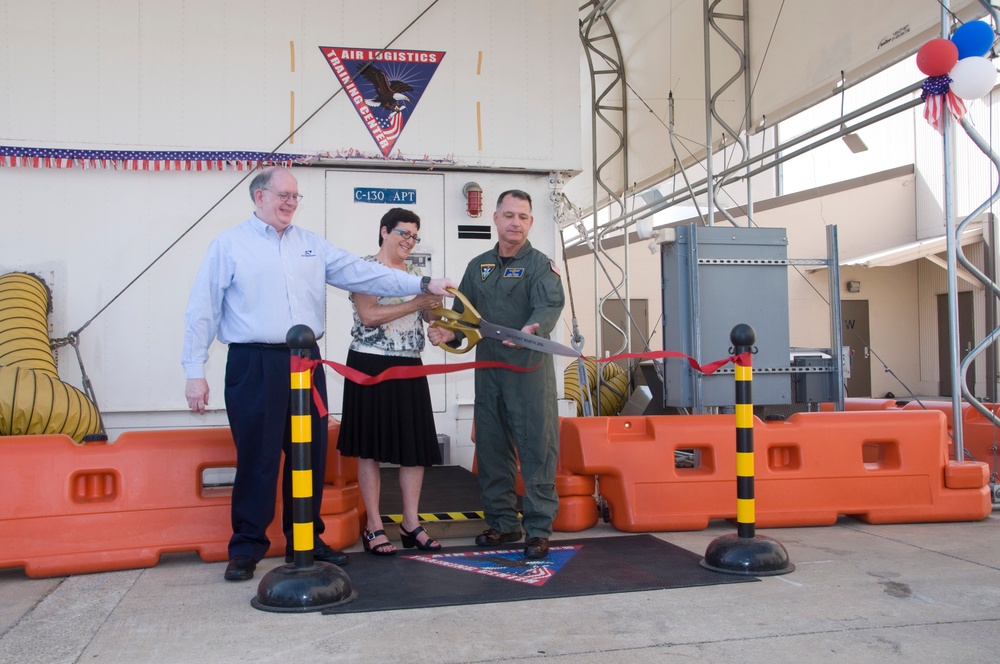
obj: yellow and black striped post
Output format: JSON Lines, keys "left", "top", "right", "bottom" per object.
{"left": 252, "top": 324, "right": 357, "bottom": 613}
{"left": 701, "top": 324, "right": 793, "bottom": 576}
{"left": 288, "top": 332, "right": 316, "bottom": 568}
{"left": 734, "top": 331, "right": 755, "bottom": 541}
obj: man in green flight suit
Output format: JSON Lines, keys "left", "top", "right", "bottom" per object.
{"left": 428, "top": 189, "right": 565, "bottom": 559}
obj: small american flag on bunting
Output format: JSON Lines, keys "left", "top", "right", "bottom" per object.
{"left": 921, "top": 75, "right": 967, "bottom": 134}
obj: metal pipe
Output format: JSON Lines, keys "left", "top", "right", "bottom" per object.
{"left": 569, "top": 83, "right": 924, "bottom": 246}
{"left": 707, "top": 0, "right": 749, "bottom": 227}
{"left": 703, "top": 0, "right": 714, "bottom": 226}
{"left": 954, "top": 116, "right": 1000, "bottom": 438}
{"left": 605, "top": 97, "right": 923, "bottom": 235}
{"left": 827, "top": 225, "right": 845, "bottom": 411}
{"left": 742, "top": 0, "right": 753, "bottom": 227}
{"left": 942, "top": 1, "right": 965, "bottom": 461}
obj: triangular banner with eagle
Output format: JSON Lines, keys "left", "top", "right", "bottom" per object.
{"left": 319, "top": 47, "right": 445, "bottom": 157}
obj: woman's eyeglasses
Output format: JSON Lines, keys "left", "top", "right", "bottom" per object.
{"left": 391, "top": 228, "right": 421, "bottom": 244}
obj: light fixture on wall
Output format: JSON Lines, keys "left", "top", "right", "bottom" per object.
{"left": 838, "top": 71, "right": 869, "bottom": 154}
{"left": 463, "top": 182, "right": 483, "bottom": 218}
{"left": 636, "top": 216, "right": 655, "bottom": 239}
{"left": 847, "top": 280, "right": 861, "bottom": 293}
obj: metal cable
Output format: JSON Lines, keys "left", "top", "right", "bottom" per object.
{"left": 67, "top": 0, "right": 441, "bottom": 339}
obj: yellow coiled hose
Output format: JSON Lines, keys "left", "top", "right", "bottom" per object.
{"left": 0, "top": 272, "right": 102, "bottom": 442}
{"left": 564, "top": 356, "right": 631, "bottom": 417}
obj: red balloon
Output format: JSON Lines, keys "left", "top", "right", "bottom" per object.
{"left": 916, "top": 38, "right": 959, "bottom": 76}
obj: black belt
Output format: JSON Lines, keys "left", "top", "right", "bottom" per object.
{"left": 229, "top": 342, "right": 288, "bottom": 351}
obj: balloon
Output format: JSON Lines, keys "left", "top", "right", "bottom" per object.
{"left": 916, "top": 38, "right": 959, "bottom": 76}
{"left": 948, "top": 55, "right": 998, "bottom": 99}
{"left": 951, "top": 20, "right": 995, "bottom": 60}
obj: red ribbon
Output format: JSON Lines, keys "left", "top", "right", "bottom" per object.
{"left": 291, "top": 355, "right": 535, "bottom": 418}
{"left": 595, "top": 349, "right": 752, "bottom": 373}
{"left": 290, "top": 349, "right": 752, "bottom": 418}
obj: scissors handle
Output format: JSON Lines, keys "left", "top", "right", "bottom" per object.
{"left": 430, "top": 288, "right": 483, "bottom": 355}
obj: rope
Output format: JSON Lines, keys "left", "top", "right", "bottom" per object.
{"left": 560, "top": 230, "right": 593, "bottom": 414}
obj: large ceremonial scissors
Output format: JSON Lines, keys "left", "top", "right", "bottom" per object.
{"left": 430, "top": 288, "right": 580, "bottom": 358}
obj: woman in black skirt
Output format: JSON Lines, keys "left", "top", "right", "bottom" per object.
{"left": 336, "top": 208, "right": 443, "bottom": 555}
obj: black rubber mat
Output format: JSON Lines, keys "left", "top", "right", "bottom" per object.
{"left": 321, "top": 534, "right": 756, "bottom": 614}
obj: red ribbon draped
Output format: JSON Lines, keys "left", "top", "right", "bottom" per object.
{"left": 594, "top": 349, "right": 752, "bottom": 372}
{"left": 290, "top": 349, "right": 752, "bottom": 418}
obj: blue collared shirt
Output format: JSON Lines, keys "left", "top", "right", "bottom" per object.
{"left": 182, "top": 213, "right": 421, "bottom": 379}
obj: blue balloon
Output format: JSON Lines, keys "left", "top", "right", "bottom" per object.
{"left": 952, "top": 20, "right": 995, "bottom": 60}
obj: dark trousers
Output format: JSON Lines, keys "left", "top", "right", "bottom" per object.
{"left": 224, "top": 343, "right": 329, "bottom": 560}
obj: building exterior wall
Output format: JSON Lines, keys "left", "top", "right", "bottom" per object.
{"left": 564, "top": 169, "right": 936, "bottom": 400}
{"left": 0, "top": 0, "right": 581, "bottom": 170}
{"left": 0, "top": 1, "right": 580, "bottom": 460}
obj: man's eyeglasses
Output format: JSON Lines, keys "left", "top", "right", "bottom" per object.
{"left": 264, "top": 189, "right": 304, "bottom": 202}
{"left": 391, "top": 228, "right": 421, "bottom": 244}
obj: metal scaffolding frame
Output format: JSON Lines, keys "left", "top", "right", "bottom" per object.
{"left": 580, "top": 0, "right": 633, "bottom": 411}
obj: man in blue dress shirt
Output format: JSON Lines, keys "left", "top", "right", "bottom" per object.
{"left": 182, "top": 166, "right": 454, "bottom": 581}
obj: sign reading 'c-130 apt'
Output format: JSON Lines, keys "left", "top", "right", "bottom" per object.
{"left": 319, "top": 47, "right": 446, "bottom": 157}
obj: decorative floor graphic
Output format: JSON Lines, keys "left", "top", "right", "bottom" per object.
{"left": 405, "top": 545, "right": 582, "bottom": 587}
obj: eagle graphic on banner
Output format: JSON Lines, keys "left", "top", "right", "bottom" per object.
{"left": 319, "top": 47, "right": 446, "bottom": 157}
{"left": 357, "top": 64, "right": 414, "bottom": 117}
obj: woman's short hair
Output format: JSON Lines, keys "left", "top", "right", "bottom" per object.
{"left": 379, "top": 207, "right": 421, "bottom": 246}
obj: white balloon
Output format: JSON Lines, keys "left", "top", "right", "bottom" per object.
{"left": 948, "top": 56, "right": 998, "bottom": 100}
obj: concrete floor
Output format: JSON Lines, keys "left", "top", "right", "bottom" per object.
{"left": 2, "top": 514, "right": 998, "bottom": 664}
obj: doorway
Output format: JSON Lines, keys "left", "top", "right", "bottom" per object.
{"left": 841, "top": 300, "right": 871, "bottom": 398}
{"left": 937, "top": 291, "right": 975, "bottom": 397}
{"left": 323, "top": 170, "right": 447, "bottom": 416}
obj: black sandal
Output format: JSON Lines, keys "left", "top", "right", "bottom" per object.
{"left": 400, "top": 524, "right": 442, "bottom": 551}
{"left": 362, "top": 529, "right": 396, "bottom": 556}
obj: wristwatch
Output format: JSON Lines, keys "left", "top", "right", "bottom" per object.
{"left": 420, "top": 276, "right": 431, "bottom": 293}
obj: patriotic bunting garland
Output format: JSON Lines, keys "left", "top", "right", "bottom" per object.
{"left": 0, "top": 146, "right": 316, "bottom": 171}
{"left": 0, "top": 145, "right": 457, "bottom": 170}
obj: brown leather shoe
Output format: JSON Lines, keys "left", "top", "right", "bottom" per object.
{"left": 475, "top": 528, "right": 523, "bottom": 547}
{"left": 524, "top": 537, "right": 550, "bottom": 560}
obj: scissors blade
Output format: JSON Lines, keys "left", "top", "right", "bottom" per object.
{"left": 477, "top": 320, "right": 581, "bottom": 358}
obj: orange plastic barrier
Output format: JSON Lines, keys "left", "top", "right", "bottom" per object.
{"left": 559, "top": 411, "right": 991, "bottom": 533}
{"left": 825, "top": 398, "right": 1000, "bottom": 481}
{"left": 470, "top": 419, "right": 599, "bottom": 532}
{"left": 551, "top": 458, "right": 600, "bottom": 532}
{"left": 833, "top": 398, "right": 901, "bottom": 411}
{"left": 320, "top": 431, "right": 363, "bottom": 543}
{"left": 0, "top": 421, "right": 361, "bottom": 578}
{"left": 900, "top": 400, "right": 1000, "bottom": 475}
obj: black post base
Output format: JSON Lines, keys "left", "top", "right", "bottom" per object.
{"left": 251, "top": 562, "right": 357, "bottom": 613}
{"left": 700, "top": 533, "right": 794, "bottom": 576}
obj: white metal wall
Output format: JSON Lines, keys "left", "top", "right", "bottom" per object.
{"left": 0, "top": 0, "right": 578, "bottom": 453}
{"left": 0, "top": 0, "right": 581, "bottom": 169}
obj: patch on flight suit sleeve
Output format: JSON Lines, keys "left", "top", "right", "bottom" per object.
{"left": 481, "top": 264, "right": 496, "bottom": 281}
{"left": 549, "top": 260, "right": 561, "bottom": 276}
